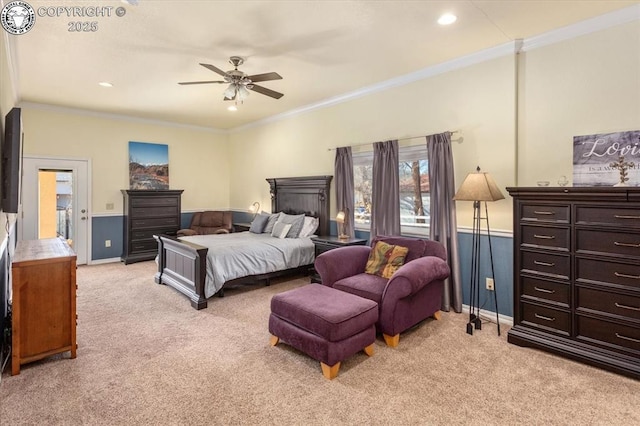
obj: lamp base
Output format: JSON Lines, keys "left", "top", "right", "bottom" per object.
{"left": 338, "top": 234, "right": 349, "bottom": 240}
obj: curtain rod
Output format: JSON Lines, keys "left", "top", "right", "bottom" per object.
{"left": 327, "top": 130, "right": 460, "bottom": 151}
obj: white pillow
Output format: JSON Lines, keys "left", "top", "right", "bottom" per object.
{"left": 298, "top": 216, "right": 319, "bottom": 238}
{"left": 271, "top": 221, "right": 292, "bottom": 239}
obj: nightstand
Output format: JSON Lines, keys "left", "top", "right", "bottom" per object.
{"left": 233, "top": 222, "right": 252, "bottom": 232}
{"left": 310, "top": 236, "right": 368, "bottom": 283}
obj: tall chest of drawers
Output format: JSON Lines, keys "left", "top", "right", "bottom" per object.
{"left": 507, "top": 187, "right": 640, "bottom": 379}
{"left": 121, "top": 190, "right": 183, "bottom": 264}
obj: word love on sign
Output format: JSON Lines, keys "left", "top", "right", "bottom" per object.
{"left": 573, "top": 130, "right": 640, "bottom": 187}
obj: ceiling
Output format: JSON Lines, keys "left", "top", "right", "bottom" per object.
{"left": 5, "top": 0, "right": 639, "bottom": 131}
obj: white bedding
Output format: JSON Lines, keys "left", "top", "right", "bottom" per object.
{"left": 179, "top": 232, "right": 315, "bottom": 298}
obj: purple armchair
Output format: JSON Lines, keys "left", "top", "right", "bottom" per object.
{"left": 314, "top": 236, "right": 450, "bottom": 347}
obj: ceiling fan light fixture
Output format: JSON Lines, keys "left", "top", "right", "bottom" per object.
{"left": 237, "top": 85, "right": 250, "bottom": 101}
{"left": 438, "top": 13, "right": 457, "bottom": 25}
{"left": 223, "top": 84, "right": 236, "bottom": 99}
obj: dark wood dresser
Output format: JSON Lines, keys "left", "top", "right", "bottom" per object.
{"left": 507, "top": 187, "right": 640, "bottom": 379}
{"left": 12, "top": 238, "right": 76, "bottom": 375}
{"left": 121, "top": 190, "right": 183, "bottom": 264}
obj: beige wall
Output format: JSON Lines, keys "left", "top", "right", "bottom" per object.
{"left": 3, "top": 17, "right": 638, "bottom": 235}
{"left": 518, "top": 21, "right": 640, "bottom": 187}
{"left": 229, "top": 55, "right": 518, "bottom": 231}
{"left": 21, "top": 108, "right": 231, "bottom": 215}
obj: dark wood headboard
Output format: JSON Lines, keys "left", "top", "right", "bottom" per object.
{"left": 266, "top": 176, "right": 333, "bottom": 237}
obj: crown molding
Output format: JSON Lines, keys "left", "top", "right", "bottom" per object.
{"left": 230, "top": 41, "right": 518, "bottom": 133}
{"left": 231, "top": 5, "right": 640, "bottom": 133}
{"left": 18, "top": 101, "right": 227, "bottom": 134}
{"left": 522, "top": 4, "right": 640, "bottom": 52}
{"left": 2, "top": 31, "right": 19, "bottom": 106}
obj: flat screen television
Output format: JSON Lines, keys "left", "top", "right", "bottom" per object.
{"left": 1, "top": 107, "right": 23, "bottom": 214}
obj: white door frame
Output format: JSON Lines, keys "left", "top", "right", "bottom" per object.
{"left": 21, "top": 155, "right": 92, "bottom": 265}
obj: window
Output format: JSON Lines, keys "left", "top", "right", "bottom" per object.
{"left": 353, "top": 145, "right": 429, "bottom": 235}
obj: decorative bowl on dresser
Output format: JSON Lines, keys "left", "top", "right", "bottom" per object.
{"left": 121, "top": 189, "right": 183, "bottom": 264}
{"left": 507, "top": 186, "right": 640, "bottom": 379}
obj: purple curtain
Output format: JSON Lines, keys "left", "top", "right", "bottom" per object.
{"left": 371, "top": 140, "right": 400, "bottom": 237}
{"left": 427, "top": 132, "right": 462, "bottom": 312}
{"left": 335, "top": 147, "right": 355, "bottom": 238}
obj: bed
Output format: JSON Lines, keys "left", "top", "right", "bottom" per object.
{"left": 154, "top": 176, "right": 332, "bottom": 309}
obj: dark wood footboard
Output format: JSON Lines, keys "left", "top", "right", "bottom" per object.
{"left": 154, "top": 234, "right": 208, "bottom": 310}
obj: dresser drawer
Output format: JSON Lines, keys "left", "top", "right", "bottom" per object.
{"left": 577, "top": 316, "right": 640, "bottom": 354}
{"left": 131, "top": 228, "right": 177, "bottom": 240}
{"left": 576, "top": 257, "right": 640, "bottom": 290}
{"left": 521, "top": 250, "right": 570, "bottom": 280}
{"left": 521, "top": 275, "right": 570, "bottom": 306}
{"left": 132, "top": 217, "right": 179, "bottom": 229}
{"left": 521, "top": 302, "right": 570, "bottom": 335}
{"left": 577, "top": 287, "right": 640, "bottom": 321}
{"left": 132, "top": 206, "right": 179, "bottom": 218}
{"left": 576, "top": 228, "right": 640, "bottom": 259}
{"left": 131, "top": 197, "right": 179, "bottom": 208}
{"left": 521, "top": 225, "right": 570, "bottom": 251}
{"left": 521, "top": 204, "right": 570, "bottom": 224}
{"left": 576, "top": 206, "right": 640, "bottom": 229}
{"left": 129, "top": 239, "right": 157, "bottom": 252}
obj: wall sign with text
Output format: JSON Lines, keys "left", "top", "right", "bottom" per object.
{"left": 573, "top": 130, "right": 640, "bottom": 187}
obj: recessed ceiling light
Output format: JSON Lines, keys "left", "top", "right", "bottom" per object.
{"left": 438, "top": 13, "right": 457, "bottom": 26}
{"left": 98, "top": 82, "right": 113, "bottom": 87}
{"left": 227, "top": 105, "right": 237, "bottom": 112}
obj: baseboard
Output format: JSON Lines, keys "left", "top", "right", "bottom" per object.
{"left": 89, "top": 257, "right": 121, "bottom": 265}
{"left": 461, "top": 304, "right": 513, "bottom": 327}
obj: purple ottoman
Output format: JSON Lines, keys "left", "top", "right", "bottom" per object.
{"left": 269, "top": 284, "right": 378, "bottom": 379}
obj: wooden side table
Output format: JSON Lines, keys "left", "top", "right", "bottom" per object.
{"left": 310, "top": 236, "right": 368, "bottom": 283}
{"left": 233, "top": 222, "right": 252, "bottom": 232}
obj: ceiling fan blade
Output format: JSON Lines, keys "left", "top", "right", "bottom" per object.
{"left": 247, "top": 72, "right": 282, "bottom": 83}
{"left": 249, "top": 84, "right": 284, "bottom": 99}
{"left": 199, "top": 63, "right": 228, "bottom": 77}
{"left": 178, "top": 80, "right": 226, "bottom": 85}
{"left": 224, "top": 95, "right": 236, "bottom": 101}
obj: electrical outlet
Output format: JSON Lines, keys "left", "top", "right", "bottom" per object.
{"left": 486, "top": 277, "right": 495, "bottom": 291}
{"left": 105, "top": 240, "right": 111, "bottom": 248}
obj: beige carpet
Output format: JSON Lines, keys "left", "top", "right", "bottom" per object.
{"left": 1, "top": 261, "right": 639, "bottom": 425}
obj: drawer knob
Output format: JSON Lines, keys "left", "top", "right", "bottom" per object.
{"left": 615, "top": 302, "right": 640, "bottom": 312}
{"left": 534, "top": 260, "right": 555, "bottom": 267}
{"left": 616, "top": 333, "right": 640, "bottom": 344}
{"left": 534, "top": 286, "right": 555, "bottom": 294}
{"left": 614, "top": 214, "right": 640, "bottom": 220}
{"left": 533, "top": 211, "right": 555, "bottom": 215}
{"left": 534, "top": 313, "right": 555, "bottom": 322}
{"left": 614, "top": 241, "right": 640, "bottom": 248}
{"left": 534, "top": 234, "right": 556, "bottom": 240}
{"left": 614, "top": 272, "right": 640, "bottom": 280}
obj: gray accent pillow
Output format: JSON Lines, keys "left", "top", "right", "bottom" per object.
{"left": 263, "top": 212, "right": 282, "bottom": 234}
{"left": 278, "top": 213, "right": 306, "bottom": 238}
{"left": 249, "top": 213, "right": 269, "bottom": 233}
{"left": 271, "top": 222, "right": 292, "bottom": 239}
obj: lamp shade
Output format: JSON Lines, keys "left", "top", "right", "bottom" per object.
{"left": 249, "top": 201, "right": 260, "bottom": 214}
{"left": 454, "top": 166, "right": 505, "bottom": 202}
{"left": 336, "top": 211, "right": 346, "bottom": 224}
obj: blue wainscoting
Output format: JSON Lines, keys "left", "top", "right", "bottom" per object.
{"left": 457, "top": 231, "right": 514, "bottom": 318}
{"left": 93, "top": 211, "right": 514, "bottom": 317}
{"left": 91, "top": 215, "right": 124, "bottom": 260}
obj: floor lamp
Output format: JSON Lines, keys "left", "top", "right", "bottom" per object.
{"left": 454, "top": 166, "right": 504, "bottom": 336}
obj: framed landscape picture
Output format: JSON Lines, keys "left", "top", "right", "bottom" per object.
{"left": 129, "top": 141, "right": 169, "bottom": 190}
{"left": 573, "top": 130, "right": 640, "bottom": 186}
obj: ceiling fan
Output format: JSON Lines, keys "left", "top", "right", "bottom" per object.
{"left": 178, "top": 56, "right": 284, "bottom": 103}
